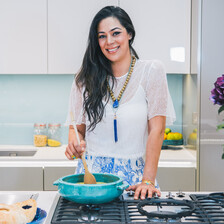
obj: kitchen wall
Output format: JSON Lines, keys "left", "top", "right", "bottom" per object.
{"left": 0, "top": 74, "right": 183, "bottom": 145}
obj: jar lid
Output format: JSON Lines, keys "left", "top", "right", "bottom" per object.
{"left": 48, "top": 123, "right": 61, "bottom": 127}
{"left": 34, "top": 123, "right": 46, "bottom": 127}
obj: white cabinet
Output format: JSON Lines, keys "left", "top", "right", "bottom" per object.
{"left": 0, "top": 167, "right": 43, "bottom": 190}
{"left": 157, "top": 167, "right": 196, "bottom": 191}
{"left": 119, "top": 0, "right": 191, "bottom": 74}
{"left": 0, "top": 0, "right": 47, "bottom": 74}
{"left": 48, "top": 0, "right": 118, "bottom": 74}
{"left": 0, "top": 0, "right": 191, "bottom": 74}
{"left": 0, "top": 166, "right": 75, "bottom": 191}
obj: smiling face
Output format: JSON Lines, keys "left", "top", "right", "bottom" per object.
{"left": 97, "top": 16, "right": 132, "bottom": 64}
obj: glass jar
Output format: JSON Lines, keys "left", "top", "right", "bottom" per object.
{"left": 33, "top": 123, "right": 47, "bottom": 147}
{"left": 47, "top": 123, "right": 61, "bottom": 147}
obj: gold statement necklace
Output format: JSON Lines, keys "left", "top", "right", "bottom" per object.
{"left": 107, "top": 55, "right": 136, "bottom": 142}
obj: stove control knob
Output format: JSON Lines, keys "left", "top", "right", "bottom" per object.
{"left": 153, "top": 192, "right": 159, "bottom": 198}
{"left": 166, "top": 192, "right": 175, "bottom": 199}
{"left": 127, "top": 190, "right": 135, "bottom": 197}
{"left": 176, "top": 190, "right": 185, "bottom": 198}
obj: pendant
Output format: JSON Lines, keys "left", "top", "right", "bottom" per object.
{"left": 114, "top": 113, "right": 118, "bottom": 142}
{"left": 113, "top": 101, "right": 118, "bottom": 143}
{"left": 113, "top": 99, "right": 119, "bottom": 108}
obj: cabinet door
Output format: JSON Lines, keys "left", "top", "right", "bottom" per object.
{"left": 0, "top": 0, "right": 47, "bottom": 74}
{"left": 48, "top": 0, "right": 118, "bottom": 74}
{"left": 0, "top": 167, "right": 43, "bottom": 190}
{"left": 44, "top": 166, "right": 76, "bottom": 190}
{"left": 157, "top": 167, "right": 196, "bottom": 191}
{"left": 119, "top": 0, "right": 191, "bottom": 74}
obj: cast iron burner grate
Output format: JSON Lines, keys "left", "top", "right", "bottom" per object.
{"left": 51, "top": 193, "right": 224, "bottom": 223}
{"left": 188, "top": 193, "right": 224, "bottom": 223}
{"left": 51, "top": 196, "right": 126, "bottom": 224}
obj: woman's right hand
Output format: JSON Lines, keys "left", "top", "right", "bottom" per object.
{"left": 65, "top": 139, "right": 86, "bottom": 160}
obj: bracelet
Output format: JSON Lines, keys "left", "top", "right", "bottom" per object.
{"left": 142, "top": 180, "right": 155, "bottom": 187}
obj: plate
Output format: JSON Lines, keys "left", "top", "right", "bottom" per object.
{"left": 28, "top": 208, "right": 47, "bottom": 224}
{"left": 0, "top": 194, "right": 37, "bottom": 204}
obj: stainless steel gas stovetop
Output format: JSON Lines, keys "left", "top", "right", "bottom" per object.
{"left": 46, "top": 191, "right": 224, "bottom": 223}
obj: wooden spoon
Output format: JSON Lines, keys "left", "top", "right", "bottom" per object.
{"left": 81, "top": 154, "right": 97, "bottom": 184}
{"left": 70, "top": 112, "right": 97, "bottom": 184}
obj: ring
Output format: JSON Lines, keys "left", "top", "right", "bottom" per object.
{"left": 71, "top": 155, "right": 76, "bottom": 159}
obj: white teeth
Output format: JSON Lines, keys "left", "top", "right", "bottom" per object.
{"left": 108, "top": 47, "right": 119, "bottom": 52}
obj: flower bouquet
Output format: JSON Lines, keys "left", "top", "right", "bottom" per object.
{"left": 210, "top": 74, "right": 224, "bottom": 159}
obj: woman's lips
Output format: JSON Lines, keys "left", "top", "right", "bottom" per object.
{"left": 106, "top": 46, "right": 119, "bottom": 53}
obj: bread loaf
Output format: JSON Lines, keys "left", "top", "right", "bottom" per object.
{"left": 0, "top": 199, "right": 37, "bottom": 224}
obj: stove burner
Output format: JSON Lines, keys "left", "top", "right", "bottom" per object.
{"left": 78, "top": 205, "right": 100, "bottom": 222}
{"left": 137, "top": 198, "right": 195, "bottom": 219}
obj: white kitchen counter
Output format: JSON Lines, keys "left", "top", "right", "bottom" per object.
{"left": 0, "top": 145, "right": 78, "bottom": 167}
{"left": 0, "top": 191, "right": 57, "bottom": 224}
{"left": 159, "top": 148, "right": 196, "bottom": 167}
{"left": 0, "top": 145, "right": 196, "bottom": 168}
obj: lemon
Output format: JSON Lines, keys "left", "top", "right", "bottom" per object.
{"left": 165, "top": 128, "right": 171, "bottom": 134}
{"left": 48, "top": 139, "right": 61, "bottom": 147}
{"left": 167, "top": 132, "right": 174, "bottom": 140}
{"left": 167, "top": 132, "right": 183, "bottom": 140}
{"left": 173, "top": 132, "right": 183, "bottom": 140}
{"left": 189, "top": 132, "right": 197, "bottom": 140}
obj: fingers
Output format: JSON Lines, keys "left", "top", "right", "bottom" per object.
{"left": 65, "top": 140, "right": 86, "bottom": 160}
{"left": 80, "top": 139, "right": 86, "bottom": 148}
{"left": 134, "top": 185, "right": 142, "bottom": 200}
{"left": 132, "top": 183, "right": 161, "bottom": 200}
{"left": 155, "top": 188, "right": 161, "bottom": 197}
{"left": 65, "top": 144, "right": 75, "bottom": 160}
{"left": 126, "top": 185, "right": 137, "bottom": 191}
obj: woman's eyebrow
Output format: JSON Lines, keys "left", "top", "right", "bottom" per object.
{"left": 110, "top": 27, "right": 122, "bottom": 32}
{"left": 98, "top": 27, "right": 122, "bottom": 34}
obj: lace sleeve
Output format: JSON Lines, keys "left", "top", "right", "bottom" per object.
{"left": 145, "top": 60, "right": 176, "bottom": 125}
{"left": 65, "top": 79, "right": 86, "bottom": 126}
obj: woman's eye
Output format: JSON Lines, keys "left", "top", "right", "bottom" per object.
{"left": 98, "top": 35, "right": 106, "bottom": 39}
{"left": 113, "top": 32, "right": 121, "bottom": 36}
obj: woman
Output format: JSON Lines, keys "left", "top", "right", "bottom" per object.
{"left": 65, "top": 6, "right": 176, "bottom": 200}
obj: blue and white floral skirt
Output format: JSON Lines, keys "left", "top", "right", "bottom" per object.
{"left": 75, "top": 153, "right": 159, "bottom": 188}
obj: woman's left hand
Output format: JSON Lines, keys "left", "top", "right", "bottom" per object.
{"left": 126, "top": 183, "right": 161, "bottom": 200}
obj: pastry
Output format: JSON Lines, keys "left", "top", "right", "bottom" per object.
{"left": 14, "top": 199, "right": 37, "bottom": 223}
{"left": 0, "top": 199, "right": 37, "bottom": 224}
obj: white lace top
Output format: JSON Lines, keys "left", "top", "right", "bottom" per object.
{"left": 66, "top": 59, "right": 176, "bottom": 159}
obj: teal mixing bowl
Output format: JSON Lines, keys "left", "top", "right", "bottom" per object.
{"left": 54, "top": 173, "right": 129, "bottom": 204}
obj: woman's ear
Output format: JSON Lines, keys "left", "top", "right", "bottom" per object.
{"left": 128, "top": 33, "right": 132, "bottom": 40}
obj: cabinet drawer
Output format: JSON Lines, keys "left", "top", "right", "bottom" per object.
{"left": 157, "top": 167, "right": 196, "bottom": 191}
{"left": 0, "top": 167, "right": 43, "bottom": 191}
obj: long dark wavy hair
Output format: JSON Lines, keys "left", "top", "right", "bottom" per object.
{"left": 76, "top": 6, "right": 138, "bottom": 130}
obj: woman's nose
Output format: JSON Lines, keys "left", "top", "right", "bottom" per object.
{"left": 106, "top": 35, "right": 115, "bottom": 45}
